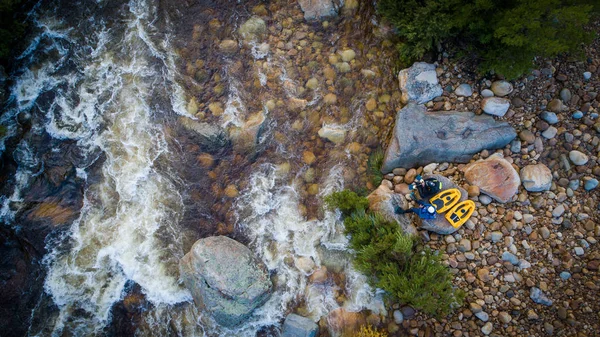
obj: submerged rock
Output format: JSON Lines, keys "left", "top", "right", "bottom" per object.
{"left": 178, "top": 117, "right": 230, "bottom": 153}
{"left": 398, "top": 62, "right": 443, "bottom": 104}
{"left": 367, "top": 183, "right": 417, "bottom": 236}
{"left": 238, "top": 17, "right": 266, "bottom": 42}
{"left": 318, "top": 125, "right": 346, "bottom": 144}
{"left": 298, "top": 0, "right": 340, "bottom": 21}
{"left": 382, "top": 103, "right": 516, "bottom": 172}
{"left": 464, "top": 154, "right": 520, "bottom": 203}
{"left": 179, "top": 236, "right": 272, "bottom": 327}
{"left": 282, "top": 314, "right": 319, "bottom": 337}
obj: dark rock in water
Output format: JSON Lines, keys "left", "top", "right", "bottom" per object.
{"left": 367, "top": 182, "right": 417, "bottom": 236}
{"left": 179, "top": 236, "right": 272, "bottom": 327}
{"left": 382, "top": 103, "right": 516, "bottom": 172}
{"left": 178, "top": 117, "right": 230, "bottom": 153}
{"left": 416, "top": 175, "right": 467, "bottom": 235}
{"left": 282, "top": 314, "right": 318, "bottom": 337}
{"left": 298, "top": 0, "right": 340, "bottom": 20}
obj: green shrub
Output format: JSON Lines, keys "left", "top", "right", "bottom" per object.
{"left": 378, "top": 0, "right": 596, "bottom": 79}
{"left": 334, "top": 194, "right": 464, "bottom": 317}
{"left": 367, "top": 148, "right": 384, "bottom": 188}
{"left": 324, "top": 190, "right": 369, "bottom": 216}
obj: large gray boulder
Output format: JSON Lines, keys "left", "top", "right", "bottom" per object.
{"left": 298, "top": 0, "right": 340, "bottom": 20}
{"left": 179, "top": 236, "right": 272, "bottom": 327}
{"left": 382, "top": 103, "right": 516, "bottom": 172}
{"left": 398, "top": 62, "right": 443, "bottom": 104}
{"left": 282, "top": 314, "right": 319, "bottom": 337}
{"left": 416, "top": 175, "right": 468, "bottom": 235}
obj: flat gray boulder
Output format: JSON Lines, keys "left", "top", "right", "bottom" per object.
{"left": 179, "top": 236, "right": 272, "bottom": 327}
{"left": 382, "top": 103, "right": 516, "bottom": 172}
{"left": 282, "top": 314, "right": 319, "bottom": 337}
{"left": 416, "top": 175, "right": 468, "bottom": 235}
{"left": 298, "top": 0, "right": 340, "bottom": 20}
{"left": 398, "top": 62, "right": 443, "bottom": 104}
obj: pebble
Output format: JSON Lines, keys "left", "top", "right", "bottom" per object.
{"left": 481, "top": 89, "right": 494, "bottom": 98}
{"left": 491, "top": 231, "right": 503, "bottom": 242}
{"left": 455, "top": 83, "right": 473, "bottom": 97}
{"left": 523, "top": 214, "right": 534, "bottom": 223}
{"left": 481, "top": 322, "right": 493, "bottom": 335}
{"left": 530, "top": 287, "right": 553, "bottom": 306}
{"left": 340, "top": 49, "right": 356, "bottom": 62}
{"left": 541, "top": 111, "right": 558, "bottom": 124}
{"left": 559, "top": 271, "right": 571, "bottom": 280}
{"left": 519, "top": 260, "right": 531, "bottom": 269}
{"left": 547, "top": 98, "right": 564, "bottom": 112}
{"left": 568, "top": 179, "right": 580, "bottom": 191}
{"left": 519, "top": 130, "right": 536, "bottom": 144}
{"left": 584, "top": 178, "right": 598, "bottom": 191}
{"left": 552, "top": 204, "right": 565, "bottom": 217}
{"left": 541, "top": 126, "right": 557, "bottom": 139}
{"left": 459, "top": 239, "right": 472, "bottom": 252}
{"left": 510, "top": 139, "right": 521, "bottom": 153}
{"left": 491, "top": 80, "right": 513, "bottom": 96}
{"left": 527, "top": 309, "right": 539, "bottom": 320}
{"left": 573, "top": 110, "right": 584, "bottom": 119}
{"left": 574, "top": 247, "right": 584, "bottom": 256}
{"left": 498, "top": 312, "right": 512, "bottom": 324}
{"left": 481, "top": 97, "right": 510, "bottom": 116}
{"left": 479, "top": 194, "right": 492, "bottom": 205}
{"left": 502, "top": 251, "right": 519, "bottom": 265}
{"left": 569, "top": 150, "right": 589, "bottom": 166}
{"left": 540, "top": 227, "right": 550, "bottom": 239}
{"left": 475, "top": 311, "right": 489, "bottom": 322}
{"left": 393, "top": 310, "right": 404, "bottom": 324}
{"left": 560, "top": 88, "right": 572, "bottom": 102}
{"left": 583, "top": 71, "right": 592, "bottom": 80}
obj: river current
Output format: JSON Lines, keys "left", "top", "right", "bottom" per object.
{"left": 0, "top": 0, "right": 401, "bottom": 335}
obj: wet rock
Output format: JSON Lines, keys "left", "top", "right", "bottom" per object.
{"left": 323, "top": 93, "right": 337, "bottom": 105}
{"left": 367, "top": 183, "right": 417, "bottom": 235}
{"left": 382, "top": 103, "right": 516, "bottom": 171}
{"left": 560, "top": 88, "right": 572, "bottom": 103}
{"left": 583, "top": 71, "right": 592, "bottom": 80}
{"left": 530, "top": 287, "right": 552, "bottom": 306}
{"left": 179, "top": 236, "right": 272, "bottom": 327}
{"left": 398, "top": 62, "right": 443, "bottom": 104}
{"left": 238, "top": 17, "right": 266, "bottom": 41}
{"left": 520, "top": 164, "right": 552, "bottom": 192}
{"left": 178, "top": 117, "right": 230, "bottom": 153}
{"left": 481, "top": 97, "right": 510, "bottom": 116}
{"left": 541, "top": 126, "right": 557, "bottom": 139}
{"left": 584, "top": 178, "right": 599, "bottom": 191}
{"left": 569, "top": 150, "right": 588, "bottom": 166}
{"left": 540, "top": 111, "right": 558, "bottom": 124}
{"left": 282, "top": 314, "right": 318, "bottom": 337}
{"left": 326, "top": 308, "right": 365, "bottom": 337}
{"left": 463, "top": 154, "right": 520, "bottom": 203}
{"left": 455, "top": 83, "right": 473, "bottom": 97}
{"left": 481, "top": 89, "right": 494, "bottom": 98}
{"left": 219, "top": 39, "right": 238, "bottom": 54}
{"left": 233, "top": 112, "right": 267, "bottom": 155}
{"left": 502, "top": 252, "right": 519, "bottom": 265}
{"left": 519, "top": 130, "right": 535, "bottom": 144}
{"left": 298, "top": 0, "right": 340, "bottom": 20}
{"left": 416, "top": 175, "right": 468, "bottom": 235}
{"left": 393, "top": 310, "right": 404, "bottom": 324}
{"left": 340, "top": 49, "right": 356, "bottom": 62}
{"left": 318, "top": 126, "right": 346, "bottom": 144}
{"left": 491, "top": 80, "right": 513, "bottom": 97}
{"left": 547, "top": 98, "right": 564, "bottom": 112}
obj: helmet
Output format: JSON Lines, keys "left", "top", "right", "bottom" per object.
{"left": 427, "top": 206, "right": 436, "bottom": 214}
{"left": 426, "top": 180, "right": 437, "bottom": 188}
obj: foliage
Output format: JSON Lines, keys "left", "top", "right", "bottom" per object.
{"left": 331, "top": 191, "right": 463, "bottom": 317}
{"left": 324, "top": 190, "right": 369, "bottom": 216}
{"left": 367, "top": 148, "right": 384, "bottom": 188}
{"left": 0, "top": 0, "right": 27, "bottom": 65}
{"left": 377, "top": 0, "right": 596, "bottom": 79}
{"left": 354, "top": 324, "right": 388, "bottom": 337}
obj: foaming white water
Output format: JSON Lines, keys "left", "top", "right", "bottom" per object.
{"left": 226, "top": 164, "right": 383, "bottom": 336}
{"left": 13, "top": 0, "right": 194, "bottom": 335}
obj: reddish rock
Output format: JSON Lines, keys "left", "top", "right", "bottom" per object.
{"left": 327, "top": 308, "right": 366, "bottom": 336}
{"left": 464, "top": 154, "right": 520, "bottom": 203}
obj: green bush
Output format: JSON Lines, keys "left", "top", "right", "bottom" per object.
{"left": 324, "top": 190, "right": 369, "bottom": 216}
{"left": 367, "top": 148, "right": 384, "bottom": 188}
{"left": 378, "top": 0, "right": 596, "bottom": 79}
{"left": 328, "top": 191, "right": 464, "bottom": 317}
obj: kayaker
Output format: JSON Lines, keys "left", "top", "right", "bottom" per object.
{"left": 409, "top": 174, "right": 442, "bottom": 200}
{"left": 394, "top": 199, "right": 437, "bottom": 220}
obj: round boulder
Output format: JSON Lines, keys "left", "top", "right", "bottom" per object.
{"left": 179, "top": 236, "right": 272, "bottom": 327}
{"left": 520, "top": 164, "right": 552, "bottom": 192}
{"left": 569, "top": 150, "right": 589, "bottom": 166}
{"left": 464, "top": 154, "right": 520, "bottom": 203}
{"left": 491, "top": 80, "right": 513, "bottom": 97}
{"left": 481, "top": 97, "right": 510, "bottom": 116}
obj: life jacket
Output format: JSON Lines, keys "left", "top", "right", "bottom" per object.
{"left": 415, "top": 203, "right": 437, "bottom": 219}
{"left": 417, "top": 178, "right": 442, "bottom": 199}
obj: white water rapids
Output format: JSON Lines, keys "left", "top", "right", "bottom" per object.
{"left": 1, "top": 0, "right": 385, "bottom": 336}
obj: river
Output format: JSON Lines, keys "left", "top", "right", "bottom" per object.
{"left": 0, "top": 0, "right": 402, "bottom": 336}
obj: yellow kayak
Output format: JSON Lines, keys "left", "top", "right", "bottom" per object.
{"left": 429, "top": 188, "right": 461, "bottom": 213}
{"left": 445, "top": 200, "right": 475, "bottom": 229}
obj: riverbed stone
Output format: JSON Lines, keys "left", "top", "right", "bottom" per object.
{"left": 318, "top": 125, "right": 346, "bottom": 144}
{"left": 464, "top": 154, "right": 520, "bottom": 203}
{"left": 569, "top": 150, "right": 589, "bottom": 165}
{"left": 382, "top": 103, "right": 516, "bottom": 171}
{"left": 416, "top": 175, "right": 468, "bottom": 235}
{"left": 398, "top": 62, "right": 443, "bottom": 104}
{"left": 238, "top": 17, "right": 267, "bottom": 41}
{"left": 282, "top": 314, "right": 318, "bottom": 337}
{"left": 520, "top": 164, "right": 552, "bottom": 192}
{"left": 298, "top": 0, "right": 339, "bottom": 20}
{"left": 482, "top": 97, "right": 510, "bottom": 116}
{"left": 367, "top": 183, "right": 417, "bottom": 235}
{"left": 178, "top": 117, "right": 230, "bottom": 153}
{"left": 491, "top": 80, "right": 513, "bottom": 96}
{"left": 179, "top": 236, "right": 272, "bottom": 327}
{"left": 530, "top": 287, "right": 552, "bottom": 306}
{"left": 455, "top": 83, "right": 473, "bottom": 97}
